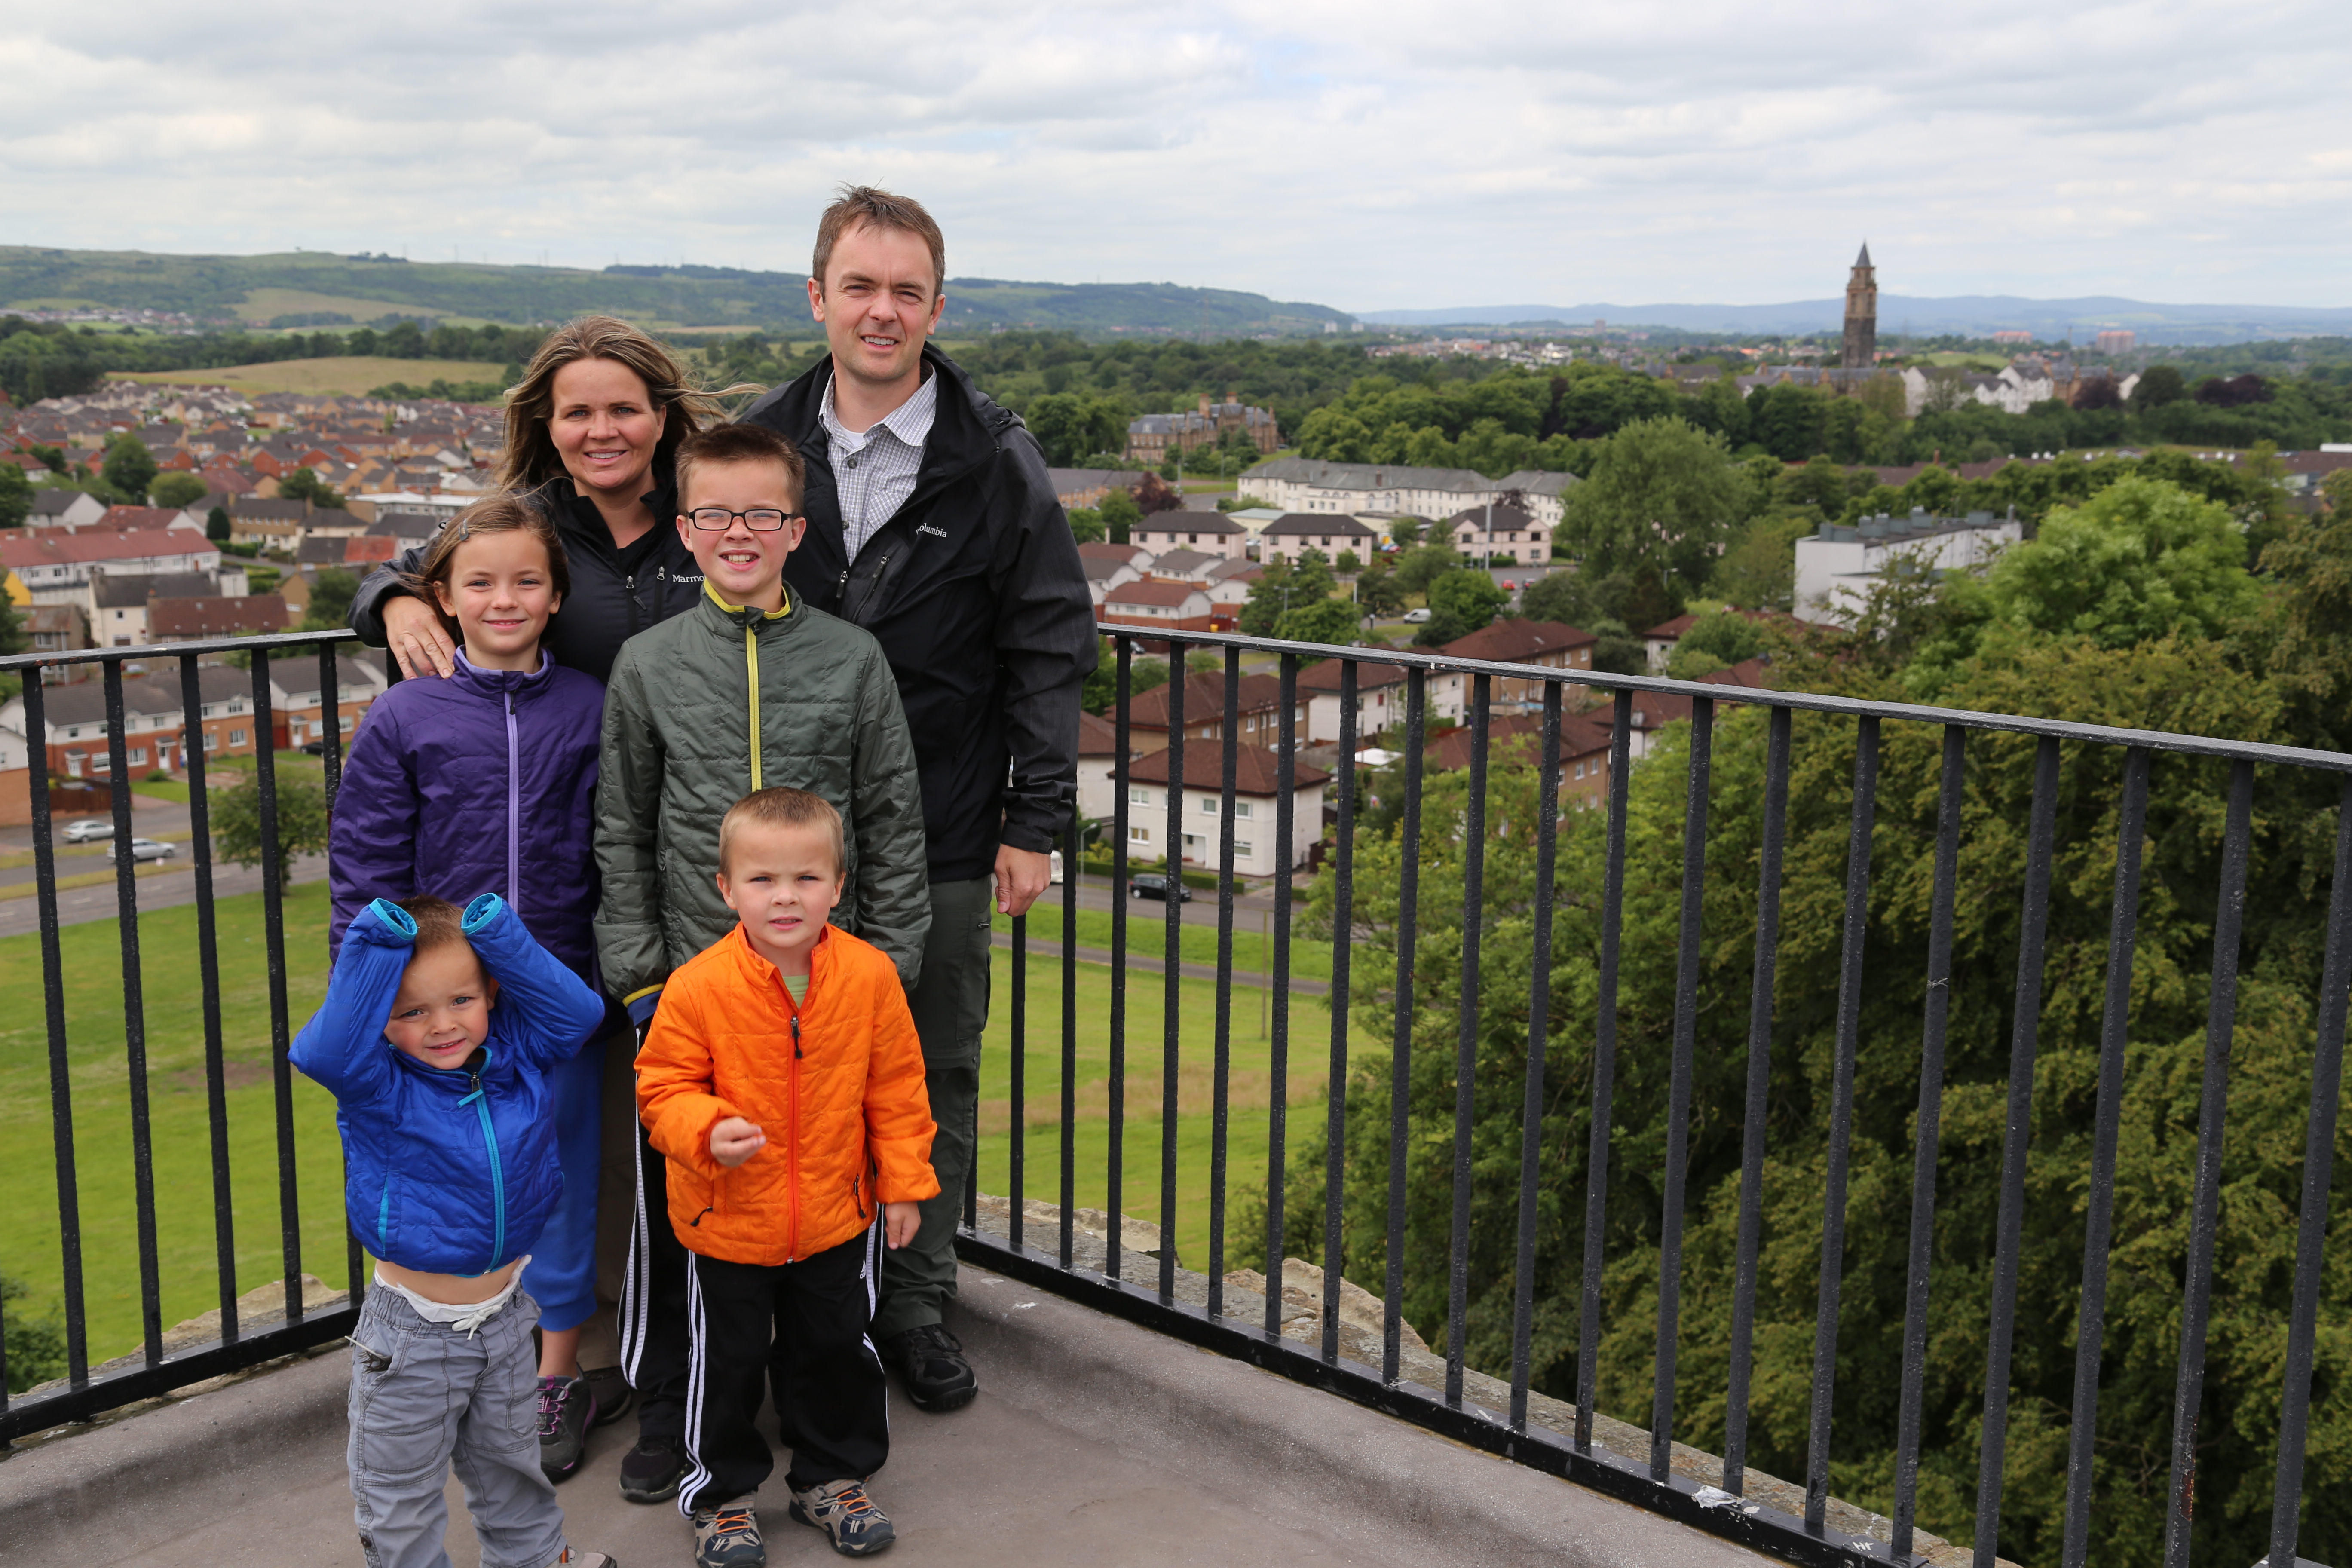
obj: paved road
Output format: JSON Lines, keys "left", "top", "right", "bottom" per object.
{"left": 0, "top": 852, "right": 330, "bottom": 940}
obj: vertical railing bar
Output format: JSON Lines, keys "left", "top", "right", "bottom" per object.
{"left": 103, "top": 660, "right": 165, "bottom": 1366}
{"left": 317, "top": 646, "right": 363, "bottom": 1303}
{"left": 1010, "top": 908, "right": 1026, "bottom": 1252}
{"left": 1383, "top": 665, "right": 1421, "bottom": 1383}
{"left": 252, "top": 651, "right": 303, "bottom": 1322}
{"left": 1804, "top": 713, "right": 1879, "bottom": 1531}
{"left": 1208, "top": 649, "right": 1240, "bottom": 1316}
{"left": 1161, "top": 648, "right": 1185, "bottom": 1300}
{"left": 1445, "top": 672, "right": 1492, "bottom": 1407}
{"left": 2160, "top": 759, "right": 2254, "bottom": 1568}
{"left": 1510, "top": 680, "right": 1563, "bottom": 1433}
{"left": 2267, "top": 775, "right": 2352, "bottom": 1568}
{"left": 1724, "top": 704, "right": 1791, "bottom": 1494}
{"left": 2060, "top": 745, "right": 2152, "bottom": 1568}
{"left": 1648, "top": 694, "right": 1714, "bottom": 1476}
{"left": 1060, "top": 798, "right": 1078, "bottom": 1273}
{"left": 1323, "top": 658, "right": 1358, "bottom": 1366}
{"left": 181, "top": 655, "right": 238, "bottom": 1340}
{"left": 1575, "top": 688, "right": 1635, "bottom": 1452}
{"left": 1104, "top": 637, "right": 1131, "bottom": 1273}
{"left": 1892, "top": 725, "right": 1966, "bottom": 1558}
{"left": 26, "top": 674, "right": 90, "bottom": 1386}
{"left": 1972, "top": 734, "right": 2061, "bottom": 1568}
{"left": 1265, "top": 652, "right": 1298, "bottom": 1337}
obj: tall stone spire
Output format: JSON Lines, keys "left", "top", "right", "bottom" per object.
{"left": 1842, "top": 245, "right": 1877, "bottom": 370}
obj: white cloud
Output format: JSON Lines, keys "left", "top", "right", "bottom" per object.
{"left": 1, "top": 0, "right": 2347, "bottom": 310}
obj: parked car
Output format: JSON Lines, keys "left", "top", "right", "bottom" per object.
{"left": 107, "top": 837, "right": 176, "bottom": 864}
{"left": 1128, "top": 873, "right": 1192, "bottom": 903}
{"left": 61, "top": 818, "right": 114, "bottom": 843}
{"left": 1401, "top": 608, "right": 1433, "bottom": 623}
{"left": 300, "top": 739, "right": 342, "bottom": 757}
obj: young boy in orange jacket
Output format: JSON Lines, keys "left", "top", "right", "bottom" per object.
{"left": 634, "top": 786, "right": 938, "bottom": 1564}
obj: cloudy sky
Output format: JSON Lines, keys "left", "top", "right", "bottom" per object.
{"left": 4, "top": 1, "right": 2348, "bottom": 312}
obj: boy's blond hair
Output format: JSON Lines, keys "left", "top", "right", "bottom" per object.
{"left": 397, "top": 894, "right": 471, "bottom": 957}
{"left": 719, "top": 787, "right": 846, "bottom": 879}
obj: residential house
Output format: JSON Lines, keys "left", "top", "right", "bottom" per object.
{"left": 1081, "top": 554, "right": 1141, "bottom": 609}
{"left": 1424, "top": 709, "right": 1615, "bottom": 800}
{"left": 3, "top": 667, "right": 263, "bottom": 778}
{"left": 0, "top": 722, "right": 37, "bottom": 827}
{"left": 1141, "top": 548, "right": 1222, "bottom": 584}
{"left": 1259, "top": 513, "right": 1380, "bottom": 564}
{"left": 227, "top": 496, "right": 316, "bottom": 551}
{"left": 1117, "top": 671, "right": 1305, "bottom": 753}
{"left": 297, "top": 536, "right": 399, "bottom": 569}
{"left": 1443, "top": 502, "right": 1550, "bottom": 565}
{"left": 1240, "top": 459, "right": 1577, "bottom": 530}
{"left": 23, "top": 605, "right": 89, "bottom": 654}
{"left": 1200, "top": 558, "right": 1261, "bottom": 625}
{"left": 1076, "top": 541, "right": 1153, "bottom": 572}
{"left": 0, "top": 531, "right": 224, "bottom": 605}
{"left": 95, "top": 505, "right": 206, "bottom": 536}
{"left": 1124, "top": 395, "right": 1283, "bottom": 465}
{"left": 1074, "top": 709, "right": 1128, "bottom": 825}
{"left": 1420, "top": 619, "right": 1596, "bottom": 722}
{"left": 1121, "top": 741, "right": 1327, "bottom": 878}
{"left": 368, "top": 510, "right": 443, "bottom": 548}
{"left": 1128, "top": 511, "right": 1249, "bottom": 561}
{"left": 1101, "top": 579, "right": 1216, "bottom": 637}
{"left": 27, "top": 491, "right": 107, "bottom": 530}
{"left": 1298, "top": 656, "right": 1408, "bottom": 744}
{"left": 1047, "top": 470, "right": 1148, "bottom": 510}
{"left": 1793, "top": 511, "right": 2023, "bottom": 625}
{"left": 149, "top": 594, "right": 293, "bottom": 643}
{"left": 271, "top": 655, "right": 389, "bottom": 749}
{"left": 85, "top": 570, "right": 245, "bottom": 646}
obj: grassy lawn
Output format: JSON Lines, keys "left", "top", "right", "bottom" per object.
{"left": 107, "top": 357, "right": 507, "bottom": 398}
{"left": 1, "top": 888, "right": 1366, "bottom": 1369}
{"left": 992, "top": 901, "right": 1335, "bottom": 981}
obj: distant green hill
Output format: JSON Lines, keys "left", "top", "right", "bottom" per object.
{"left": 0, "top": 246, "right": 1354, "bottom": 337}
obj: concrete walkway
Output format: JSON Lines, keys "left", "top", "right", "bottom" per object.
{"left": 2, "top": 1263, "right": 1766, "bottom": 1568}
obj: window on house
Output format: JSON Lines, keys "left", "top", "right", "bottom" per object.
{"left": 128, "top": 747, "right": 147, "bottom": 765}
{"left": 202, "top": 732, "right": 218, "bottom": 751}
{"left": 1235, "top": 840, "right": 1254, "bottom": 858}
{"left": 1235, "top": 801, "right": 1253, "bottom": 819}
{"left": 229, "top": 729, "right": 246, "bottom": 746}
{"left": 1130, "top": 824, "right": 1150, "bottom": 843}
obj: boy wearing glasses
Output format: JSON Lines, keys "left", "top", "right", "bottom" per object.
{"left": 594, "top": 423, "right": 931, "bottom": 1552}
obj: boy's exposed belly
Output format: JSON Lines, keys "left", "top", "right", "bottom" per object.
{"left": 377, "top": 1256, "right": 523, "bottom": 1306}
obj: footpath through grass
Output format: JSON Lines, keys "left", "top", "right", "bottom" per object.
{"left": 2, "top": 887, "right": 1363, "bottom": 1372}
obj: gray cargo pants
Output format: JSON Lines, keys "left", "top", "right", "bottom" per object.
{"left": 873, "top": 876, "right": 991, "bottom": 1340}
{"left": 346, "top": 1283, "right": 567, "bottom": 1568}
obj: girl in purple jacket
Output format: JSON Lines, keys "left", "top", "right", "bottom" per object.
{"left": 330, "top": 493, "right": 615, "bottom": 1481}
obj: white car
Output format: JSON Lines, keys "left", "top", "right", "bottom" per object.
{"left": 61, "top": 818, "right": 114, "bottom": 843}
{"left": 107, "top": 837, "right": 176, "bottom": 864}
{"left": 1401, "top": 608, "right": 1433, "bottom": 624}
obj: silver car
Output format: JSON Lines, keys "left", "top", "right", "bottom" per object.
{"left": 107, "top": 837, "right": 176, "bottom": 864}
{"left": 61, "top": 818, "right": 114, "bottom": 843}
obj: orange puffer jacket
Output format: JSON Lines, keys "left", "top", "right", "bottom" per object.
{"left": 636, "top": 923, "right": 938, "bottom": 1266}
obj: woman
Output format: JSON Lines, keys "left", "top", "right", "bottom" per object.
{"left": 349, "top": 316, "right": 753, "bottom": 1498}
{"left": 352, "top": 315, "right": 744, "bottom": 684}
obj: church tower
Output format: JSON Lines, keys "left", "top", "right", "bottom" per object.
{"left": 1841, "top": 243, "right": 1877, "bottom": 370}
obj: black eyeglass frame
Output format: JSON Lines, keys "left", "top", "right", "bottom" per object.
{"left": 686, "top": 508, "right": 804, "bottom": 532}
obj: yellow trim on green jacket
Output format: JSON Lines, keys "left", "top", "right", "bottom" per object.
{"left": 702, "top": 580, "right": 791, "bottom": 792}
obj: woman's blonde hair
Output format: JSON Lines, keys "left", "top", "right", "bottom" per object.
{"left": 498, "top": 315, "right": 758, "bottom": 492}
{"left": 398, "top": 493, "right": 570, "bottom": 641}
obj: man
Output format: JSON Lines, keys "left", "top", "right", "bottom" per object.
{"left": 738, "top": 185, "right": 1094, "bottom": 1412}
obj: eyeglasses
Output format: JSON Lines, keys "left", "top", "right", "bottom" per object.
{"left": 688, "top": 508, "right": 801, "bottom": 532}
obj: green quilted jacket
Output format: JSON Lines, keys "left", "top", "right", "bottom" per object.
{"left": 594, "top": 582, "right": 929, "bottom": 1004}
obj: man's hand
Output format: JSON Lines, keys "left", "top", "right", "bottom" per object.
{"left": 380, "top": 594, "right": 458, "bottom": 680}
{"left": 994, "top": 844, "right": 1052, "bottom": 918}
{"left": 883, "top": 1200, "right": 922, "bottom": 1250}
{"left": 709, "top": 1116, "right": 766, "bottom": 1168}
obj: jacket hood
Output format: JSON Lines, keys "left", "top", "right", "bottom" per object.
{"left": 448, "top": 648, "right": 557, "bottom": 701}
{"left": 694, "top": 578, "right": 799, "bottom": 633}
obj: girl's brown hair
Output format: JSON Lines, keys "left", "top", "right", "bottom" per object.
{"left": 399, "top": 494, "right": 570, "bottom": 640}
{"left": 497, "top": 315, "right": 759, "bottom": 493}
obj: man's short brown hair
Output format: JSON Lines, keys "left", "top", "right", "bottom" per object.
{"left": 674, "top": 423, "right": 807, "bottom": 511}
{"left": 719, "top": 787, "right": 847, "bottom": 879}
{"left": 397, "top": 895, "right": 472, "bottom": 959}
{"left": 812, "top": 185, "right": 946, "bottom": 300}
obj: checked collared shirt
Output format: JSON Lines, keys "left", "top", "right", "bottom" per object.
{"left": 818, "top": 367, "right": 938, "bottom": 563}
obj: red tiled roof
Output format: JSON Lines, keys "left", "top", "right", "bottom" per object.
{"left": 1127, "top": 740, "right": 1329, "bottom": 794}
{"left": 1120, "top": 671, "right": 1288, "bottom": 731}
{"left": 0, "top": 530, "right": 216, "bottom": 569}
{"left": 149, "top": 594, "right": 292, "bottom": 640}
{"left": 1105, "top": 579, "right": 1209, "bottom": 608}
{"left": 1424, "top": 709, "right": 1616, "bottom": 772}
{"left": 1436, "top": 618, "right": 1593, "bottom": 662}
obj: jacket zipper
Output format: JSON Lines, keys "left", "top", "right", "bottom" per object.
{"left": 625, "top": 572, "right": 640, "bottom": 637}
{"left": 458, "top": 1063, "right": 505, "bottom": 1270}
{"left": 784, "top": 986, "right": 802, "bottom": 1260}
{"left": 744, "top": 622, "right": 762, "bottom": 791}
{"left": 504, "top": 694, "right": 520, "bottom": 919}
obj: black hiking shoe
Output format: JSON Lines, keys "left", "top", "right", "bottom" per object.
{"left": 619, "top": 1432, "right": 686, "bottom": 1504}
{"left": 881, "top": 1323, "right": 976, "bottom": 1412}
{"left": 584, "top": 1364, "right": 633, "bottom": 1427}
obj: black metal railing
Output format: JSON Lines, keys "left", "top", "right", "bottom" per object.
{"left": 959, "top": 623, "right": 2352, "bottom": 1568}
{"left": 3, "top": 619, "right": 2346, "bottom": 1568}
{"left": 0, "top": 628, "right": 368, "bottom": 1440}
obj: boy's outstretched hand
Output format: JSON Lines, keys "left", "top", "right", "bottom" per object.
{"left": 884, "top": 1200, "right": 921, "bottom": 1250}
{"left": 710, "top": 1116, "right": 767, "bottom": 1168}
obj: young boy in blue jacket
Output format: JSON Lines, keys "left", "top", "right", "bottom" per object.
{"left": 290, "top": 892, "right": 616, "bottom": 1568}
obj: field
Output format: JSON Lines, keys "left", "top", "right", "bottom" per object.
{"left": 0, "top": 886, "right": 1369, "bottom": 1374}
{"left": 227, "top": 288, "right": 446, "bottom": 325}
{"left": 107, "top": 357, "right": 508, "bottom": 397}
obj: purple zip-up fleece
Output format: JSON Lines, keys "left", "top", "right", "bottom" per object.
{"left": 330, "top": 650, "right": 608, "bottom": 981}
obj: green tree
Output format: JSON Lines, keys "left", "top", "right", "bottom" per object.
{"left": 149, "top": 471, "right": 208, "bottom": 508}
{"left": 1066, "top": 506, "right": 1106, "bottom": 545}
{"left": 383, "top": 320, "right": 427, "bottom": 358}
{"left": 1025, "top": 393, "right": 1129, "bottom": 467}
{"left": 1275, "top": 596, "right": 1365, "bottom": 651}
{"left": 1708, "top": 514, "right": 1815, "bottom": 611}
{"left": 1985, "top": 476, "right": 2258, "bottom": 649}
{"left": 1423, "top": 569, "right": 1509, "bottom": 639}
{"left": 205, "top": 505, "right": 232, "bottom": 543}
{"left": 276, "top": 468, "right": 346, "bottom": 509}
{"left": 101, "top": 434, "right": 157, "bottom": 503}
{"left": 1391, "top": 544, "right": 1461, "bottom": 597}
{"left": 0, "top": 459, "right": 29, "bottom": 529}
{"left": 214, "top": 769, "right": 331, "bottom": 888}
{"left": 1663, "top": 608, "right": 1764, "bottom": 677}
{"left": 1565, "top": 416, "right": 1745, "bottom": 615}
{"left": 1356, "top": 558, "right": 1406, "bottom": 619}
{"left": 1240, "top": 553, "right": 1335, "bottom": 638}
{"left": 1098, "top": 487, "right": 1142, "bottom": 545}
{"left": 300, "top": 568, "right": 360, "bottom": 633}
{"left": 2131, "top": 364, "right": 2187, "bottom": 410}
{"left": 3, "top": 1272, "right": 67, "bottom": 1394}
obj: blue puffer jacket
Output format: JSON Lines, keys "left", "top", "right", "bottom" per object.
{"left": 329, "top": 649, "right": 606, "bottom": 980}
{"left": 290, "top": 895, "right": 607, "bottom": 1277}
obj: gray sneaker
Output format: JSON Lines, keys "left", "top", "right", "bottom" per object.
{"left": 536, "top": 1374, "right": 597, "bottom": 1482}
{"left": 553, "top": 1551, "right": 619, "bottom": 1567}
{"left": 691, "top": 1495, "right": 765, "bottom": 1568}
{"left": 789, "top": 1478, "right": 896, "bottom": 1556}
